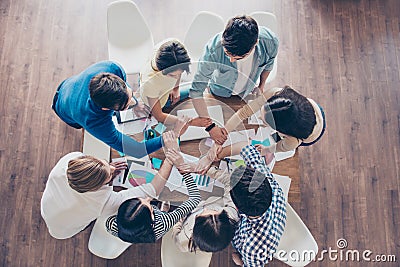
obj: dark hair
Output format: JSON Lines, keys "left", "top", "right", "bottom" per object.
{"left": 190, "top": 210, "right": 237, "bottom": 252}
{"left": 229, "top": 166, "right": 272, "bottom": 217}
{"left": 222, "top": 15, "right": 259, "bottom": 56}
{"left": 264, "top": 86, "right": 316, "bottom": 139}
{"left": 155, "top": 40, "right": 191, "bottom": 75}
{"left": 89, "top": 73, "right": 130, "bottom": 110}
{"left": 116, "top": 198, "right": 156, "bottom": 243}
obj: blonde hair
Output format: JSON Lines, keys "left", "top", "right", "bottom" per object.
{"left": 67, "top": 155, "right": 110, "bottom": 193}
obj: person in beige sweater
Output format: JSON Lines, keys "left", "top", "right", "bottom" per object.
{"left": 172, "top": 166, "right": 239, "bottom": 253}
{"left": 223, "top": 85, "right": 326, "bottom": 153}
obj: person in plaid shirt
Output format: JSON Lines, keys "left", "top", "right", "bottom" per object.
{"left": 230, "top": 145, "right": 287, "bottom": 266}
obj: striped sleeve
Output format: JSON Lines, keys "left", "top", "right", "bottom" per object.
{"left": 105, "top": 215, "right": 119, "bottom": 237}
{"left": 153, "top": 173, "right": 201, "bottom": 240}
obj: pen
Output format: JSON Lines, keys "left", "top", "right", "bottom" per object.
{"left": 223, "top": 158, "right": 231, "bottom": 173}
{"left": 122, "top": 165, "right": 129, "bottom": 184}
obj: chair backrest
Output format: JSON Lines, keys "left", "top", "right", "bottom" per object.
{"left": 184, "top": 11, "right": 225, "bottom": 62}
{"left": 107, "top": 0, "right": 154, "bottom": 73}
{"left": 107, "top": 0, "right": 152, "bottom": 47}
{"left": 250, "top": 11, "right": 278, "bottom": 83}
{"left": 250, "top": 11, "right": 278, "bottom": 35}
{"left": 88, "top": 214, "right": 132, "bottom": 259}
{"left": 161, "top": 230, "right": 212, "bottom": 267}
{"left": 274, "top": 203, "right": 318, "bottom": 266}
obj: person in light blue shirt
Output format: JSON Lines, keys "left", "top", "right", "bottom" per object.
{"left": 189, "top": 15, "right": 279, "bottom": 145}
{"left": 52, "top": 61, "right": 166, "bottom": 158}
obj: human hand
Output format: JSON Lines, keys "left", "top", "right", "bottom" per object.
{"left": 162, "top": 131, "right": 179, "bottom": 151}
{"left": 109, "top": 161, "right": 128, "bottom": 172}
{"left": 173, "top": 115, "right": 191, "bottom": 137}
{"left": 176, "top": 163, "right": 194, "bottom": 174}
{"left": 195, "top": 155, "right": 213, "bottom": 175}
{"left": 255, "top": 144, "right": 274, "bottom": 164}
{"left": 131, "top": 100, "right": 151, "bottom": 118}
{"left": 189, "top": 117, "right": 212, "bottom": 127}
{"left": 165, "top": 149, "right": 193, "bottom": 174}
{"left": 169, "top": 88, "right": 180, "bottom": 105}
{"left": 254, "top": 144, "right": 268, "bottom": 155}
{"left": 207, "top": 144, "right": 222, "bottom": 162}
{"left": 252, "top": 86, "right": 262, "bottom": 96}
{"left": 209, "top": 126, "right": 228, "bottom": 145}
{"left": 231, "top": 251, "right": 244, "bottom": 266}
{"left": 264, "top": 152, "right": 274, "bottom": 165}
{"left": 165, "top": 148, "right": 184, "bottom": 166}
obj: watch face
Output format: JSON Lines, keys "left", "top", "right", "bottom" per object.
{"left": 271, "top": 132, "right": 280, "bottom": 142}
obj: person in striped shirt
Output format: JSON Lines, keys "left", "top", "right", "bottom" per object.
{"left": 106, "top": 149, "right": 201, "bottom": 243}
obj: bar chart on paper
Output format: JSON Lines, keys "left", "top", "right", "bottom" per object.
{"left": 194, "top": 174, "right": 210, "bottom": 187}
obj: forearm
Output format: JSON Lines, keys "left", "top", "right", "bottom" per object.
{"left": 258, "top": 69, "right": 270, "bottom": 90}
{"left": 139, "top": 136, "right": 163, "bottom": 156}
{"left": 163, "top": 173, "right": 201, "bottom": 228}
{"left": 151, "top": 160, "right": 173, "bottom": 195}
{"left": 272, "top": 137, "right": 301, "bottom": 153}
{"left": 148, "top": 98, "right": 178, "bottom": 125}
{"left": 192, "top": 97, "right": 210, "bottom": 118}
{"left": 224, "top": 95, "right": 266, "bottom": 132}
{"left": 106, "top": 131, "right": 160, "bottom": 158}
{"left": 154, "top": 111, "right": 178, "bottom": 126}
{"left": 216, "top": 141, "right": 250, "bottom": 159}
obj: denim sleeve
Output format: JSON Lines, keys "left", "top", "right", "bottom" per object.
{"left": 189, "top": 44, "right": 217, "bottom": 98}
{"left": 263, "top": 35, "right": 279, "bottom": 71}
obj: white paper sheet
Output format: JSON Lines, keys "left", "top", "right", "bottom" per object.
{"left": 111, "top": 157, "right": 127, "bottom": 187}
{"left": 248, "top": 110, "right": 264, "bottom": 125}
{"left": 112, "top": 116, "right": 158, "bottom": 135}
{"left": 275, "top": 149, "right": 296, "bottom": 161}
{"left": 222, "top": 129, "right": 256, "bottom": 147}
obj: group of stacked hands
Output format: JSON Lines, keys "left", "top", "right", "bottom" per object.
{"left": 41, "top": 15, "right": 325, "bottom": 266}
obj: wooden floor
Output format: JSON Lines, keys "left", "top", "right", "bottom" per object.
{"left": 0, "top": 0, "right": 399, "bottom": 266}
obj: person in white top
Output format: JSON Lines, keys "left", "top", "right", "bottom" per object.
{"left": 40, "top": 131, "right": 180, "bottom": 239}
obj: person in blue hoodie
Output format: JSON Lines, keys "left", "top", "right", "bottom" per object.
{"left": 52, "top": 61, "right": 186, "bottom": 157}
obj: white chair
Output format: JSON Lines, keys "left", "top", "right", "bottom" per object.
{"left": 88, "top": 215, "right": 132, "bottom": 259}
{"left": 161, "top": 230, "right": 212, "bottom": 267}
{"left": 250, "top": 11, "right": 278, "bottom": 83}
{"left": 183, "top": 11, "right": 225, "bottom": 63}
{"left": 274, "top": 203, "right": 318, "bottom": 266}
{"left": 107, "top": 0, "right": 154, "bottom": 74}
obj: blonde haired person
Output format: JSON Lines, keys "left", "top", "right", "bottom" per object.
{"left": 41, "top": 132, "right": 178, "bottom": 239}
